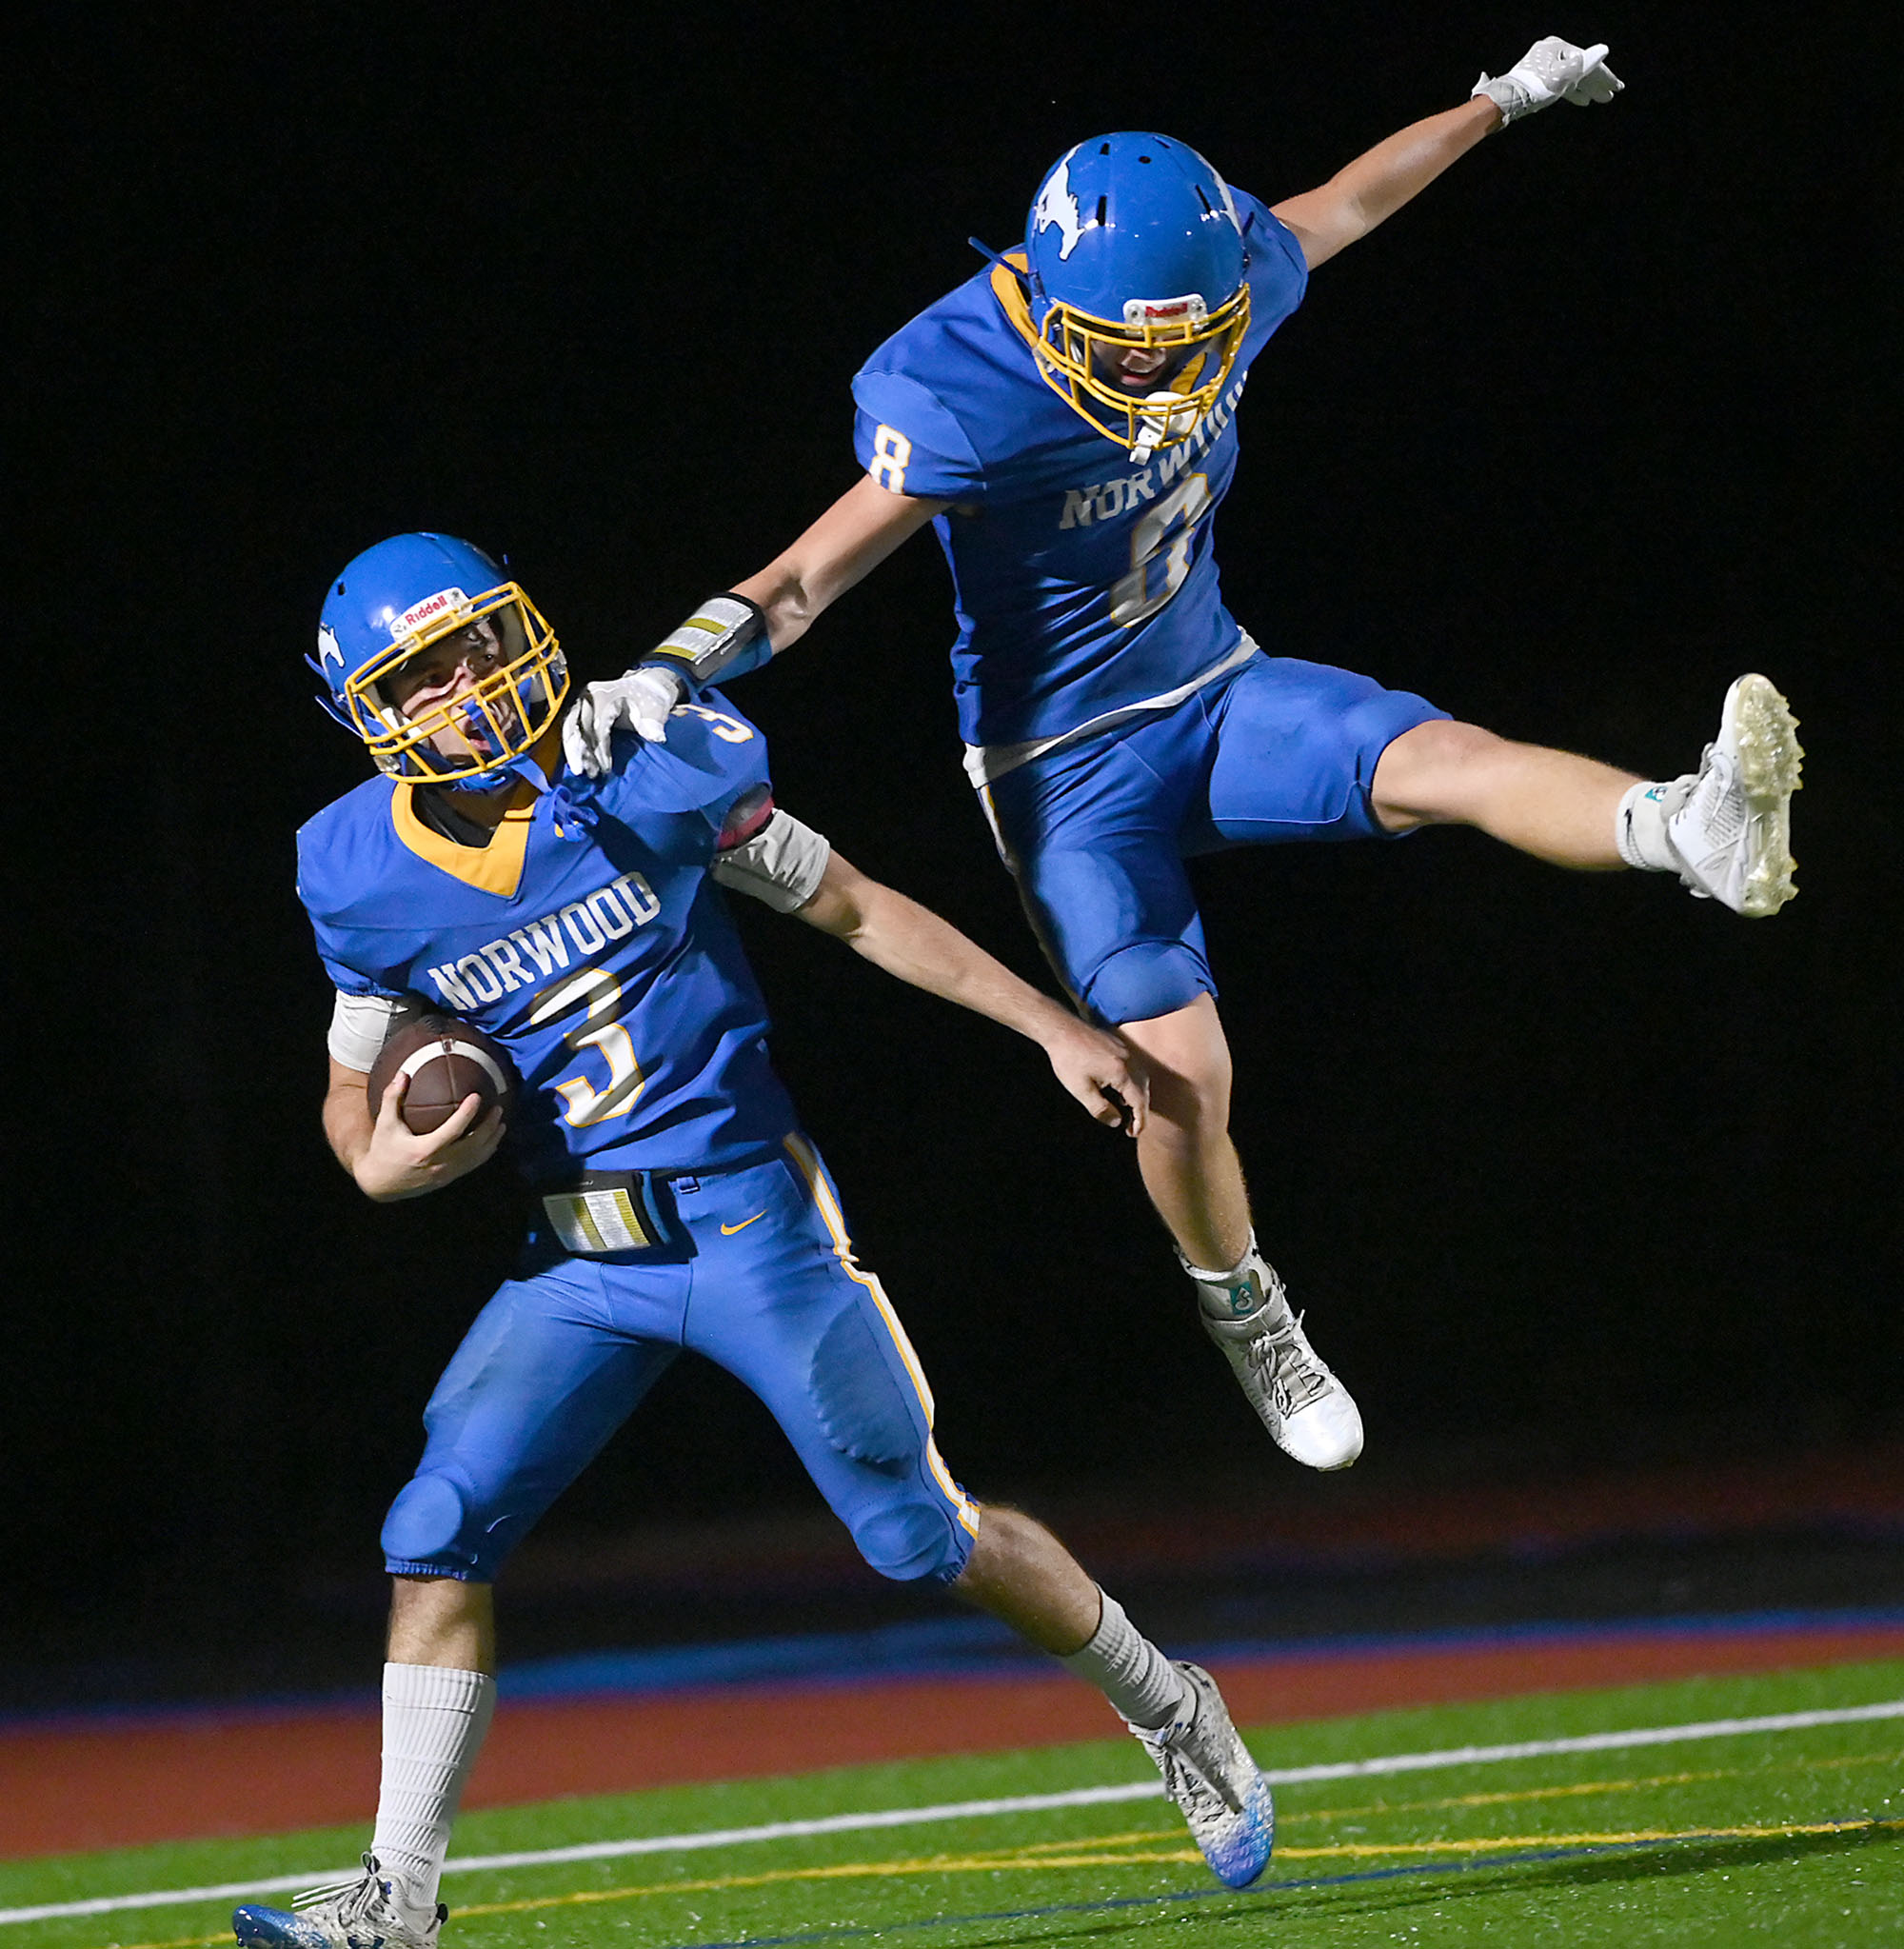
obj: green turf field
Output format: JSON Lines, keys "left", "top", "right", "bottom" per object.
{"left": 6, "top": 1661, "right": 1902, "bottom": 1948}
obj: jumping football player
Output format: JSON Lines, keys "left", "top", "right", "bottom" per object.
{"left": 567, "top": 35, "right": 1804, "bottom": 1476}
{"left": 234, "top": 531, "right": 1271, "bottom": 1949}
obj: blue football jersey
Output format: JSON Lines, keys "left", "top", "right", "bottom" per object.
{"left": 851, "top": 190, "right": 1307, "bottom": 755}
{"left": 296, "top": 697, "right": 800, "bottom": 1181}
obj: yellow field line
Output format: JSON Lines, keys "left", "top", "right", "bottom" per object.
{"left": 984, "top": 1826, "right": 1177, "bottom": 1856}
{"left": 1276, "top": 1818, "right": 1904, "bottom": 1860}
{"left": 114, "top": 1814, "right": 1904, "bottom": 1946}
{"left": 1284, "top": 1746, "right": 1904, "bottom": 1824}
{"left": 449, "top": 1847, "right": 1205, "bottom": 1919}
{"left": 105, "top": 1847, "right": 1202, "bottom": 1946}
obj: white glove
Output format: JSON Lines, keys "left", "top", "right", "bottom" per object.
{"left": 1474, "top": 37, "right": 1622, "bottom": 126}
{"left": 560, "top": 665, "right": 688, "bottom": 779}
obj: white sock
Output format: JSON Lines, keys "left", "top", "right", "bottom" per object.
{"left": 1179, "top": 1235, "right": 1270, "bottom": 1321}
{"left": 1616, "top": 779, "right": 1691, "bottom": 872}
{"left": 1060, "top": 1592, "right": 1188, "bottom": 1731}
{"left": 370, "top": 1662, "right": 497, "bottom": 1911}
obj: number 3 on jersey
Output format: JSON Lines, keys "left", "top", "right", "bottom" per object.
{"left": 528, "top": 966, "right": 645, "bottom": 1126}
{"left": 1110, "top": 472, "right": 1212, "bottom": 628}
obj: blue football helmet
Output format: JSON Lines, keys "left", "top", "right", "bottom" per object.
{"left": 312, "top": 532, "right": 568, "bottom": 785}
{"left": 1023, "top": 133, "right": 1252, "bottom": 456}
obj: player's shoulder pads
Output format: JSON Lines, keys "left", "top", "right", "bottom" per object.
{"left": 601, "top": 687, "right": 772, "bottom": 825}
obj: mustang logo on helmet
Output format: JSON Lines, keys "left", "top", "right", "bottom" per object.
{"left": 1031, "top": 148, "right": 1088, "bottom": 262}
{"left": 317, "top": 625, "right": 345, "bottom": 672}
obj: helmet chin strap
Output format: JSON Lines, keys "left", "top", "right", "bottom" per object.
{"left": 1130, "top": 391, "right": 1202, "bottom": 462}
{"left": 967, "top": 235, "right": 1030, "bottom": 290}
{"left": 452, "top": 749, "right": 596, "bottom": 844}
{"left": 452, "top": 760, "right": 524, "bottom": 797}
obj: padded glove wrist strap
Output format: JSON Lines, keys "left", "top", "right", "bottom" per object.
{"left": 643, "top": 592, "right": 772, "bottom": 688}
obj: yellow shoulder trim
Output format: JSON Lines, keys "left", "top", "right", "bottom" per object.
{"left": 988, "top": 252, "right": 1040, "bottom": 353}
{"left": 387, "top": 728, "right": 565, "bottom": 898}
{"left": 389, "top": 783, "right": 534, "bottom": 897}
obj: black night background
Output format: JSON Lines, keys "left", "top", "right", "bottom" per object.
{"left": 8, "top": 1, "right": 1898, "bottom": 1715}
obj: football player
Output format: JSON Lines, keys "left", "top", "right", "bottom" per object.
{"left": 235, "top": 532, "right": 1272, "bottom": 1949}
{"left": 568, "top": 36, "right": 1803, "bottom": 1476}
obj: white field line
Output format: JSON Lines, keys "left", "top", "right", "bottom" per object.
{"left": 5, "top": 1698, "right": 1901, "bottom": 1926}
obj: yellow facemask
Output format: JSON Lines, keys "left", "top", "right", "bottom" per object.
{"left": 341, "top": 581, "right": 569, "bottom": 785}
{"left": 999, "top": 256, "right": 1250, "bottom": 458}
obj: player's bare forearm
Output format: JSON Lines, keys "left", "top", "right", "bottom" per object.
{"left": 1272, "top": 98, "right": 1497, "bottom": 270}
{"left": 323, "top": 1055, "right": 503, "bottom": 1202}
{"left": 568, "top": 481, "right": 946, "bottom": 772}
{"left": 324, "top": 1062, "right": 381, "bottom": 1177}
{"left": 732, "top": 476, "right": 947, "bottom": 651}
{"left": 799, "top": 855, "right": 1058, "bottom": 1034}
{"left": 796, "top": 852, "right": 1146, "bottom": 1133}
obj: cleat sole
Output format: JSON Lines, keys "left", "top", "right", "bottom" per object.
{"left": 1730, "top": 675, "right": 1803, "bottom": 916}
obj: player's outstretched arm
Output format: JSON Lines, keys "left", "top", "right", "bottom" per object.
{"left": 794, "top": 851, "right": 1147, "bottom": 1136}
{"left": 323, "top": 1056, "right": 506, "bottom": 1202}
{"left": 733, "top": 475, "right": 949, "bottom": 655}
{"left": 1272, "top": 36, "right": 1620, "bottom": 271}
{"left": 565, "top": 479, "right": 946, "bottom": 777}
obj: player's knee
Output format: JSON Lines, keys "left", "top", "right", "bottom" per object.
{"left": 850, "top": 1498, "right": 975, "bottom": 1585}
{"left": 1118, "top": 995, "right": 1232, "bottom": 1133}
{"left": 1372, "top": 718, "right": 1504, "bottom": 825}
{"left": 1146, "top": 1061, "right": 1231, "bottom": 1140}
{"left": 1081, "top": 941, "right": 1214, "bottom": 1029}
{"left": 382, "top": 1470, "right": 512, "bottom": 1580}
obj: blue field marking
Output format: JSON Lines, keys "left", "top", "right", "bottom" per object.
{"left": 496, "top": 1616, "right": 1031, "bottom": 1697}
{"left": 5, "top": 1606, "right": 1903, "bottom": 1731}
{"left": 497, "top": 1605, "right": 1904, "bottom": 1701}
{"left": 668, "top": 1817, "right": 1898, "bottom": 1949}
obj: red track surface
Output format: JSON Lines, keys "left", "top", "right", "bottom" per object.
{"left": 8, "top": 1622, "right": 1904, "bottom": 1860}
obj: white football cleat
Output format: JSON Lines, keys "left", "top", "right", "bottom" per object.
{"left": 1667, "top": 674, "right": 1803, "bottom": 917}
{"left": 1133, "top": 1661, "right": 1275, "bottom": 1888}
{"left": 232, "top": 1855, "right": 445, "bottom": 1949}
{"left": 1190, "top": 1246, "right": 1364, "bottom": 1470}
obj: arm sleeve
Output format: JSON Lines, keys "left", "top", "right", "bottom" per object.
{"left": 327, "top": 990, "right": 429, "bottom": 1072}
{"left": 709, "top": 808, "right": 833, "bottom": 913}
{"left": 851, "top": 368, "right": 987, "bottom": 502}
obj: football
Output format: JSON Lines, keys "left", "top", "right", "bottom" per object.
{"left": 367, "top": 1016, "right": 518, "bottom": 1135}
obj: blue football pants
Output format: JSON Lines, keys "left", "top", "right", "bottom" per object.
{"left": 381, "top": 1137, "right": 981, "bottom": 1585}
{"left": 982, "top": 649, "right": 1446, "bottom": 1025}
